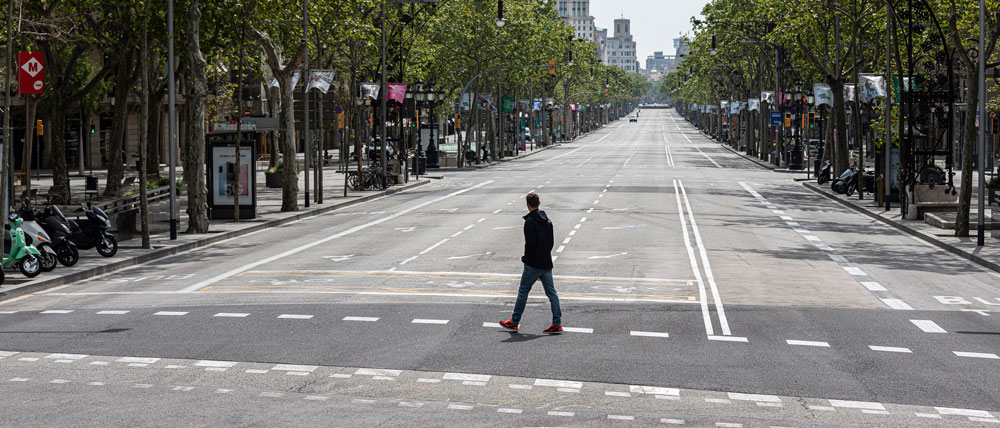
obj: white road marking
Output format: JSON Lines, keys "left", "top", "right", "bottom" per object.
{"left": 843, "top": 267, "right": 867, "bottom": 276}
{"left": 829, "top": 400, "right": 886, "bottom": 411}
{"left": 630, "top": 385, "right": 680, "bottom": 395}
{"left": 605, "top": 391, "right": 632, "bottom": 397}
{"left": 675, "top": 180, "right": 713, "bottom": 336}
{"left": 562, "top": 237, "right": 572, "bottom": 244}
{"left": 556, "top": 245, "right": 565, "bottom": 253}
{"left": 45, "top": 353, "right": 88, "bottom": 360}
{"left": 827, "top": 255, "right": 848, "bottom": 263}
{"left": 214, "top": 313, "right": 249, "bottom": 318}
{"left": 492, "top": 209, "right": 502, "bottom": 214}
{"left": 548, "top": 411, "right": 574, "bottom": 416}
{"left": 477, "top": 218, "right": 486, "bottom": 223}
{"left": 678, "top": 179, "right": 731, "bottom": 336}
{"left": 154, "top": 311, "right": 188, "bottom": 316}
{"left": 588, "top": 252, "right": 628, "bottom": 260}
{"left": 786, "top": 340, "right": 830, "bottom": 347}
{"left": 277, "top": 314, "right": 313, "bottom": 319}
{"left": 355, "top": 368, "right": 401, "bottom": 376}
{"left": 399, "top": 256, "right": 418, "bottom": 265}
{"left": 447, "top": 404, "right": 473, "bottom": 410}
{"left": 447, "top": 252, "right": 492, "bottom": 260}
{"left": 880, "top": 298, "right": 914, "bottom": 310}
{"left": 861, "top": 282, "right": 888, "bottom": 291}
{"left": 412, "top": 319, "right": 449, "bottom": 324}
{"left": 692, "top": 145, "right": 722, "bottom": 168}
{"left": 911, "top": 319, "right": 947, "bottom": 333}
{"left": 608, "top": 415, "right": 635, "bottom": 420}
{"left": 96, "top": 310, "right": 130, "bottom": 315}
{"left": 728, "top": 392, "right": 781, "bottom": 403}
{"left": 194, "top": 360, "right": 237, "bottom": 368}
{"left": 869, "top": 346, "right": 912, "bottom": 353}
{"left": 272, "top": 364, "right": 318, "bottom": 372}
{"left": 953, "top": 351, "right": 1000, "bottom": 359}
{"left": 568, "top": 230, "right": 577, "bottom": 236}
{"left": 630, "top": 331, "right": 669, "bottom": 338}
{"left": 180, "top": 180, "right": 495, "bottom": 292}
{"left": 708, "top": 335, "right": 748, "bottom": 342}
{"left": 497, "top": 408, "right": 522, "bottom": 414}
{"left": 443, "top": 373, "right": 491, "bottom": 382}
{"left": 463, "top": 224, "right": 475, "bottom": 230}
{"left": 661, "top": 418, "right": 685, "bottom": 424}
{"left": 420, "top": 239, "right": 450, "bottom": 255}
{"left": 343, "top": 316, "right": 379, "bottom": 322}
{"left": 534, "top": 378, "right": 582, "bottom": 389}
{"left": 935, "top": 407, "right": 995, "bottom": 418}
{"left": 915, "top": 413, "right": 943, "bottom": 419}
{"left": 492, "top": 226, "right": 518, "bottom": 230}
{"left": 322, "top": 254, "right": 355, "bottom": 262}
{"left": 562, "top": 327, "right": 593, "bottom": 333}
{"left": 40, "top": 310, "right": 73, "bottom": 314}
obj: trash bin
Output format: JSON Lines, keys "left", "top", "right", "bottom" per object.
{"left": 789, "top": 148, "right": 804, "bottom": 170}
{"left": 413, "top": 156, "right": 426, "bottom": 175}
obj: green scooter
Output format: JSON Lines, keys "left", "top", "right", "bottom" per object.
{"left": 3, "top": 214, "right": 42, "bottom": 278}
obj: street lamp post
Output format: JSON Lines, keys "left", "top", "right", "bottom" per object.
{"left": 167, "top": 0, "right": 178, "bottom": 239}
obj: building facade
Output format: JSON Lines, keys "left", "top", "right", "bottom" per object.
{"left": 596, "top": 27, "right": 608, "bottom": 63}
{"left": 645, "top": 51, "right": 677, "bottom": 74}
{"left": 557, "top": 0, "right": 597, "bottom": 41}
{"left": 606, "top": 18, "right": 638, "bottom": 73}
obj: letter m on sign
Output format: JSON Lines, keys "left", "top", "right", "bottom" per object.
{"left": 18, "top": 52, "right": 45, "bottom": 95}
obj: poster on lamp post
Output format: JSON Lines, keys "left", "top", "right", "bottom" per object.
{"left": 748, "top": 98, "right": 760, "bottom": 111}
{"left": 813, "top": 83, "right": 833, "bottom": 107}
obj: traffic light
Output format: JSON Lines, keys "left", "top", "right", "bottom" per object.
{"left": 783, "top": 113, "right": 791, "bottom": 128}
{"left": 548, "top": 60, "right": 555, "bottom": 76}
{"left": 604, "top": 88, "right": 609, "bottom": 96}
{"left": 807, "top": 112, "right": 816, "bottom": 129}
{"left": 89, "top": 120, "right": 96, "bottom": 134}
{"left": 35, "top": 119, "right": 43, "bottom": 136}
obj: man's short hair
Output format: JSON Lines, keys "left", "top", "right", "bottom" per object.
{"left": 526, "top": 192, "right": 540, "bottom": 208}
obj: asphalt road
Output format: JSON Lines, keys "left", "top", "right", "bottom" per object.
{"left": 2, "top": 109, "right": 999, "bottom": 427}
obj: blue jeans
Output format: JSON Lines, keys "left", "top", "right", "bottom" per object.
{"left": 510, "top": 264, "right": 561, "bottom": 326}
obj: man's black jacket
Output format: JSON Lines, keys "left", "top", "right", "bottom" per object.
{"left": 522, "top": 209, "right": 554, "bottom": 270}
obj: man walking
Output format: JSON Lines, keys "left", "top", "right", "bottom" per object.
{"left": 500, "top": 193, "right": 562, "bottom": 333}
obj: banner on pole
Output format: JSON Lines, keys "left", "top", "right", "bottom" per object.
{"left": 387, "top": 83, "right": 407, "bottom": 104}
{"left": 502, "top": 97, "right": 514, "bottom": 113}
{"left": 307, "top": 71, "right": 335, "bottom": 94}
{"left": 531, "top": 100, "right": 542, "bottom": 111}
{"left": 748, "top": 98, "right": 760, "bottom": 111}
{"left": 843, "top": 84, "right": 856, "bottom": 103}
{"left": 270, "top": 70, "right": 301, "bottom": 89}
{"left": 761, "top": 91, "right": 774, "bottom": 104}
{"left": 813, "top": 83, "right": 833, "bottom": 106}
{"left": 360, "top": 83, "right": 380, "bottom": 100}
{"left": 858, "top": 75, "right": 886, "bottom": 103}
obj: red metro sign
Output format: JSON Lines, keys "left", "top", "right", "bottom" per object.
{"left": 19, "top": 52, "right": 45, "bottom": 94}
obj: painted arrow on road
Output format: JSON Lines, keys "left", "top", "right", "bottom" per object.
{"left": 588, "top": 252, "right": 628, "bottom": 259}
{"left": 447, "top": 252, "right": 493, "bottom": 260}
{"left": 323, "top": 254, "right": 356, "bottom": 262}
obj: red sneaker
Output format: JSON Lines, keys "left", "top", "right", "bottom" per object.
{"left": 543, "top": 324, "right": 563, "bottom": 334}
{"left": 499, "top": 319, "right": 519, "bottom": 331}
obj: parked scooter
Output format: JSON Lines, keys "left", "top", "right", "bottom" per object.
{"left": 19, "top": 201, "right": 79, "bottom": 267}
{"left": 816, "top": 160, "right": 833, "bottom": 185}
{"left": 38, "top": 203, "right": 116, "bottom": 258}
{"left": 831, "top": 166, "right": 859, "bottom": 196}
{"left": 3, "top": 213, "right": 43, "bottom": 278}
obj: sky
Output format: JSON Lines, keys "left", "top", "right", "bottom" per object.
{"left": 589, "top": 0, "right": 708, "bottom": 67}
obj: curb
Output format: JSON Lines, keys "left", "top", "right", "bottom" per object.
{"left": 0, "top": 180, "right": 430, "bottom": 302}
{"left": 801, "top": 181, "right": 1000, "bottom": 275}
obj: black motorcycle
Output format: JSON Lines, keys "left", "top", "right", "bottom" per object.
{"left": 39, "top": 204, "right": 117, "bottom": 258}
{"left": 816, "top": 160, "right": 833, "bottom": 185}
{"left": 831, "top": 167, "right": 859, "bottom": 196}
{"left": 17, "top": 200, "right": 77, "bottom": 268}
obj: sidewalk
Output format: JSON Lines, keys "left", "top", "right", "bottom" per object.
{"left": 0, "top": 161, "right": 431, "bottom": 301}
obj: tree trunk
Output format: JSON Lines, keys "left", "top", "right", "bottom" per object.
{"left": 279, "top": 80, "right": 299, "bottom": 211}
{"left": 956, "top": 69, "right": 978, "bottom": 237}
{"left": 146, "top": 91, "right": 164, "bottom": 177}
{"left": 184, "top": 0, "right": 210, "bottom": 233}
{"left": 103, "top": 51, "right": 135, "bottom": 197}
{"left": 267, "top": 85, "right": 280, "bottom": 169}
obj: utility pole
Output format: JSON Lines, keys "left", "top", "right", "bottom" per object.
{"left": 167, "top": 0, "right": 178, "bottom": 240}
{"left": 380, "top": 0, "right": 388, "bottom": 179}
{"left": 978, "top": 0, "right": 986, "bottom": 246}
{"left": 303, "top": 0, "right": 310, "bottom": 208}
{"left": 2, "top": 0, "right": 12, "bottom": 257}
{"left": 884, "top": 5, "right": 892, "bottom": 210}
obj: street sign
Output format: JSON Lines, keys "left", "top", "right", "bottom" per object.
{"left": 243, "top": 109, "right": 251, "bottom": 118}
{"left": 334, "top": 106, "right": 343, "bottom": 114}
{"left": 18, "top": 52, "right": 44, "bottom": 94}
{"left": 769, "top": 111, "right": 781, "bottom": 126}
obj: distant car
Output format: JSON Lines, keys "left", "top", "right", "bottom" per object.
{"left": 629, "top": 115, "right": 638, "bottom": 122}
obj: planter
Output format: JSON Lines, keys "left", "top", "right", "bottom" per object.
{"left": 265, "top": 172, "right": 282, "bottom": 189}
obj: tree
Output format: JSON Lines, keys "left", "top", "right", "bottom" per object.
{"left": 185, "top": 0, "right": 210, "bottom": 232}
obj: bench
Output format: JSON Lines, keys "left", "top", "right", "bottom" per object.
{"left": 913, "top": 184, "right": 959, "bottom": 220}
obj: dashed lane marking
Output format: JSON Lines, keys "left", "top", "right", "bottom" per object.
{"left": 562, "top": 327, "right": 593, "bottom": 334}
{"left": 953, "top": 351, "right": 1000, "bottom": 359}
{"left": 96, "top": 310, "right": 130, "bottom": 315}
{"left": 861, "top": 282, "right": 888, "bottom": 291}
{"left": 153, "top": 311, "right": 188, "bottom": 316}
{"left": 343, "top": 316, "right": 379, "bottom": 322}
{"left": 881, "top": 299, "right": 914, "bottom": 310}
{"left": 910, "top": 319, "right": 947, "bottom": 333}
{"left": 630, "top": 331, "right": 669, "bottom": 338}
{"left": 707, "top": 335, "right": 748, "bottom": 343}
{"left": 534, "top": 379, "right": 582, "bottom": 389}
{"left": 40, "top": 310, "right": 73, "bottom": 314}
{"left": 277, "top": 314, "right": 313, "bottom": 319}
{"left": 786, "top": 340, "right": 830, "bottom": 347}
{"left": 842, "top": 267, "right": 867, "bottom": 276}
{"left": 214, "top": 313, "right": 250, "bottom": 318}
{"left": 869, "top": 346, "right": 912, "bottom": 353}
{"left": 411, "top": 319, "right": 449, "bottom": 325}
{"left": 829, "top": 400, "right": 886, "bottom": 411}
{"left": 935, "top": 407, "right": 995, "bottom": 418}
